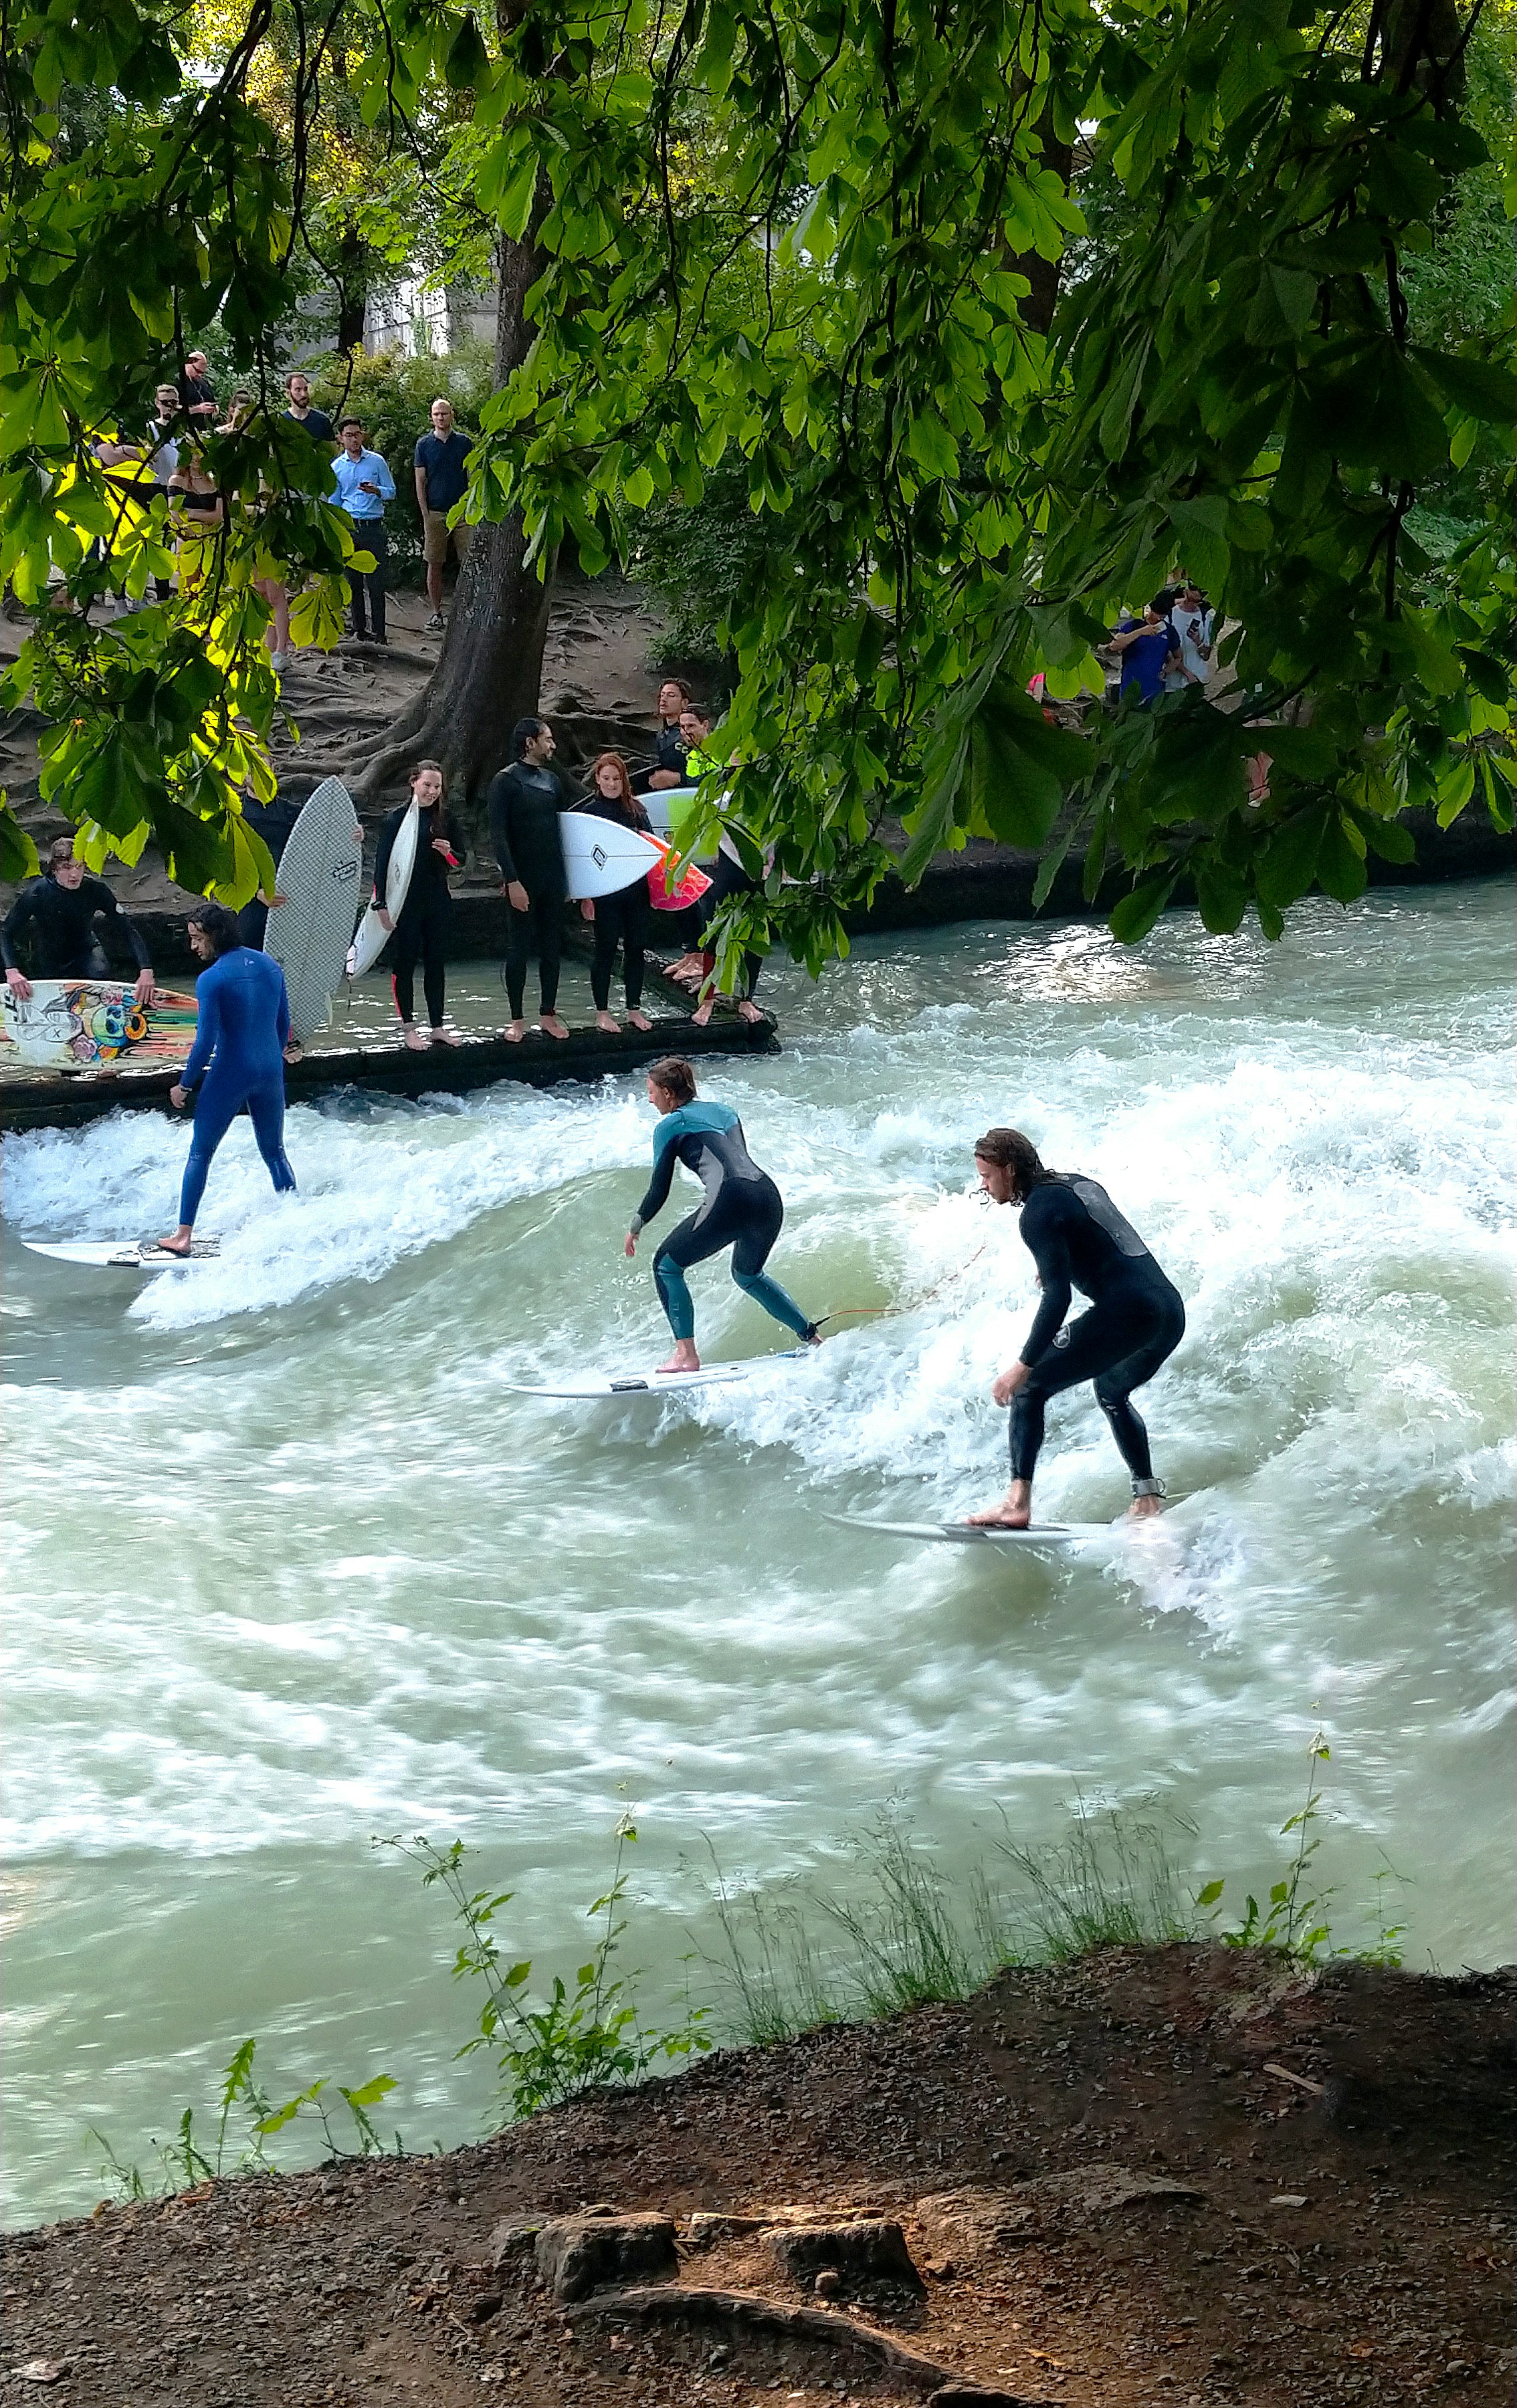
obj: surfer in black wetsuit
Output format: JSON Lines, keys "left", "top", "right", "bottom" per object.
{"left": 967, "top": 1127, "right": 1185, "bottom": 1528}
{"left": 487, "top": 717, "right": 570, "bottom": 1043}
{"left": 374, "top": 760, "right": 466, "bottom": 1050}
{"left": 624, "top": 1053, "right": 819, "bottom": 1374}
{"left": 3, "top": 838, "right": 155, "bottom": 1002}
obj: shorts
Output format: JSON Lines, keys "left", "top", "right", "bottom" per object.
{"left": 423, "top": 510, "right": 474, "bottom": 568}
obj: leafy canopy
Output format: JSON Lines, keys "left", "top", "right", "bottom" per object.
{"left": 1, "top": 0, "right": 1512, "bottom": 956}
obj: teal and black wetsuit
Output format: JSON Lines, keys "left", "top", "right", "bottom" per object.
{"left": 1011, "top": 1174, "right": 1185, "bottom": 1493}
{"left": 631, "top": 1100, "right": 815, "bottom": 1344}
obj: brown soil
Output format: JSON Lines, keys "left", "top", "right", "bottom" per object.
{"left": 3, "top": 1945, "right": 1512, "bottom": 2407}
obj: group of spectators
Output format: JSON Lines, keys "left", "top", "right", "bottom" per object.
{"left": 1105, "top": 580, "right": 1215, "bottom": 707}
{"left": 90, "top": 359, "right": 476, "bottom": 666}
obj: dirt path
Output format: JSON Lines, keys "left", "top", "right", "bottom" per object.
{"left": 3, "top": 1945, "right": 1511, "bottom": 2406}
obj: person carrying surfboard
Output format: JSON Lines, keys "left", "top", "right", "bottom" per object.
{"left": 374, "top": 760, "right": 466, "bottom": 1050}
{"left": 624, "top": 1055, "right": 820, "bottom": 1373}
{"left": 577, "top": 752, "right": 656, "bottom": 1036}
{"left": 967, "top": 1128, "right": 1185, "bottom": 1529}
{"left": 488, "top": 718, "right": 572, "bottom": 1043}
{"left": 159, "top": 903, "right": 297, "bottom": 1254}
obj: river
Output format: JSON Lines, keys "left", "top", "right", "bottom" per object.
{"left": 3, "top": 885, "right": 1512, "bottom": 2222}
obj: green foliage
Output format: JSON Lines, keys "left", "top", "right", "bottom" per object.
{"left": 310, "top": 341, "right": 496, "bottom": 579}
{"left": 633, "top": 450, "right": 777, "bottom": 666}
{"left": 1200, "top": 1731, "right": 1408, "bottom": 1967}
{"left": 89, "top": 2037, "right": 401, "bottom": 2205}
{"left": 393, "top": 1819, "right": 712, "bottom": 2122}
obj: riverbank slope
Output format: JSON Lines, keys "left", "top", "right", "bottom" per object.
{"left": 5, "top": 1943, "right": 1511, "bottom": 2407}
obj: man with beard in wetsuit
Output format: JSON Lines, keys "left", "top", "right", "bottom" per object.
{"left": 968, "top": 1127, "right": 1185, "bottom": 1527}
{"left": 488, "top": 716, "right": 571, "bottom": 1042}
{"left": 3, "top": 838, "right": 156, "bottom": 1002}
{"left": 160, "top": 902, "right": 296, "bottom": 1254}
{"left": 624, "top": 1055, "right": 820, "bottom": 1373}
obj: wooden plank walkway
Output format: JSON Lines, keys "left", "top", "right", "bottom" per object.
{"left": 0, "top": 1006, "right": 777, "bottom": 1137}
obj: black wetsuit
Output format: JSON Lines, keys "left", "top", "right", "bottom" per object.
{"left": 375, "top": 804, "right": 464, "bottom": 1029}
{"left": 487, "top": 761, "right": 569, "bottom": 1016}
{"left": 1, "top": 873, "right": 152, "bottom": 982}
{"left": 577, "top": 792, "right": 652, "bottom": 1012}
{"left": 1010, "top": 1174, "right": 1185, "bottom": 1491}
{"left": 631, "top": 1100, "right": 813, "bottom": 1344}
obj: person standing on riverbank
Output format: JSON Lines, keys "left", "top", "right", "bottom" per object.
{"left": 413, "top": 397, "right": 474, "bottom": 632}
{"left": 488, "top": 718, "right": 572, "bottom": 1043}
{"left": 375, "top": 761, "right": 466, "bottom": 1051}
{"left": 160, "top": 902, "right": 296, "bottom": 1254}
{"left": 1108, "top": 597, "right": 1181, "bottom": 705}
{"left": 330, "top": 417, "right": 395, "bottom": 643}
{"left": 577, "top": 752, "right": 655, "bottom": 1035}
{"left": 3, "top": 838, "right": 156, "bottom": 1000}
{"left": 968, "top": 1128, "right": 1185, "bottom": 1529}
{"left": 625, "top": 1055, "right": 819, "bottom": 1372}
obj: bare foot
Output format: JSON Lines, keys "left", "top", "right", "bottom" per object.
{"left": 430, "top": 1026, "right": 463, "bottom": 1045}
{"left": 503, "top": 1019, "right": 526, "bottom": 1043}
{"left": 670, "top": 954, "right": 704, "bottom": 980}
{"left": 736, "top": 998, "right": 765, "bottom": 1023}
{"left": 540, "top": 1013, "right": 569, "bottom": 1041}
{"left": 656, "top": 1341, "right": 700, "bottom": 1374}
{"left": 157, "top": 1228, "right": 194, "bottom": 1257}
{"left": 402, "top": 1025, "right": 427, "bottom": 1051}
{"left": 966, "top": 1499, "right": 1033, "bottom": 1528}
{"left": 1127, "top": 1493, "right": 1165, "bottom": 1519}
{"left": 691, "top": 999, "right": 714, "bottom": 1026}
{"left": 626, "top": 1010, "right": 653, "bottom": 1032}
{"left": 595, "top": 1010, "right": 620, "bottom": 1034}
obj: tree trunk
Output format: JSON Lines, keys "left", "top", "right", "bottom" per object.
{"left": 350, "top": 224, "right": 555, "bottom": 823}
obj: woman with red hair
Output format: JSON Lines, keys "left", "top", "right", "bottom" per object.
{"left": 579, "top": 752, "right": 655, "bottom": 1032}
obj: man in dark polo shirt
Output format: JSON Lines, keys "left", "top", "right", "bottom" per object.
{"left": 413, "top": 397, "right": 474, "bottom": 631}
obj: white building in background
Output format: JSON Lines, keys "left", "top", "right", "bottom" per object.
{"left": 364, "top": 277, "right": 496, "bottom": 357}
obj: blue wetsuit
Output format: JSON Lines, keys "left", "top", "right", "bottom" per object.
{"left": 1011, "top": 1174, "right": 1185, "bottom": 1492}
{"left": 177, "top": 946, "right": 296, "bottom": 1226}
{"left": 631, "top": 1100, "right": 815, "bottom": 1344}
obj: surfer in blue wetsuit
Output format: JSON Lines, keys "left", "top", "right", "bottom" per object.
{"left": 624, "top": 1054, "right": 820, "bottom": 1374}
{"left": 159, "top": 903, "right": 296, "bottom": 1254}
{"left": 967, "top": 1127, "right": 1185, "bottom": 1528}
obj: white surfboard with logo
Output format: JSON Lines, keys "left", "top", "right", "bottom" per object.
{"left": 264, "top": 776, "right": 363, "bottom": 1038}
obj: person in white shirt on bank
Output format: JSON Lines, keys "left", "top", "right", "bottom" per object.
{"left": 329, "top": 417, "right": 396, "bottom": 643}
{"left": 1171, "top": 581, "right": 1214, "bottom": 689}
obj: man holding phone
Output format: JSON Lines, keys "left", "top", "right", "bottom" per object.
{"left": 330, "top": 417, "right": 396, "bottom": 643}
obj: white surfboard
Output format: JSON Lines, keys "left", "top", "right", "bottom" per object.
{"left": 829, "top": 1515, "right": 1114, "bottom": 1547}
{"left": 639, "top": 788, "right": 720, "bottom": 862}
{"left": 514, "top": 1347, "right": 815, "bottom": 1398}
{"left": 264, "top": 777, "right": 364, "bottom": 1040}
{"left": 349, "top": 800, "right": 419, "bottom": 976}
{"left": 561, "top": 810, "right": 668, "bottom": 901}
{"left": 23, "top": 1238, "right": 221, "bottom": 1269}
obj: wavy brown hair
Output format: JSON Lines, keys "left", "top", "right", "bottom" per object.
{"left": 973, "top": 1127, "right": 1053, "bottom": 1200}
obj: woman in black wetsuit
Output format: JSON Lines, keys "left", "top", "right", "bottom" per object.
{"left": 967, "top": 1127, "right": 1185, "bottom": 1528}
{"left": 577, "top": 751, "right": 655, "bottom": 1036}
{"left": 374, "top": 759, "right": 466, "bottom": 1050}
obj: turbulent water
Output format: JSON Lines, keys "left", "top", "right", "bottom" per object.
{"left": 3, "top": 887, "right": 1512, "bottom": 2222}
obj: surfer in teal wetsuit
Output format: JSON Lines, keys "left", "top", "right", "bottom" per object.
{"left": 624, "top": 1055, "right": 821, "bottom": 1373}
{"left": 159, "top": 903, "right": 296, "bottom": 1254}
{"left": 967, "top": 1127, "right": 1185, "bottom": 1528}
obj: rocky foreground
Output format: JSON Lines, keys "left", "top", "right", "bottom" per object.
{"left": 3, "top": 1945, "right": 1512, "bottom": 2407}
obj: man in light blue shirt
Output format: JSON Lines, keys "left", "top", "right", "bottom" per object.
{"left": 330, "top": 415, "right": 396, "bottom": 644}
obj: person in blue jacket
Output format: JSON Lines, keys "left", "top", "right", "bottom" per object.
{"left": 623, "top": 1055, "right": 820, "bottom": 1372}
{"left": 159, "top": 903, "right": 296, "bottom": 1254}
